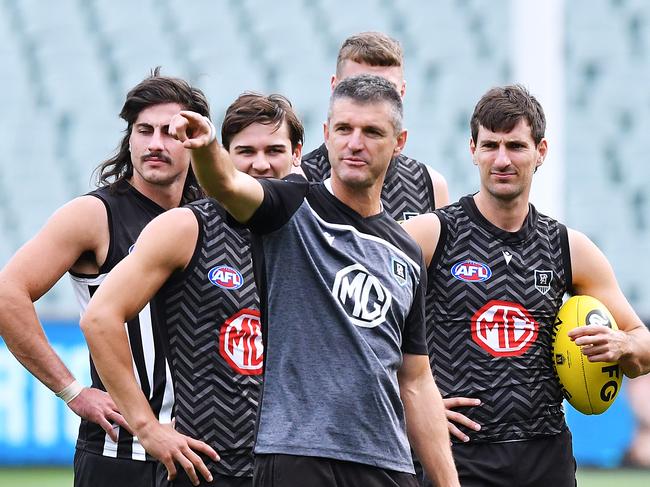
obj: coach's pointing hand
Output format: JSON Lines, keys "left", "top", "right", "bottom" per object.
{"left": 138, "top": 421, "right": 219, "bottom": 486}
{"left": 169, "top": 110, "right": 217, "bottom": 149}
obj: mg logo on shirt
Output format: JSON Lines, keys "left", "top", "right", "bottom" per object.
{"left": 332, "top": 263, "right": 392, "bottom": 328}
{"left": 220, "top": 308, "right": 263, "bottom": 375}
{"left": 471, "top": 300, "right": 539, "bottom": 357}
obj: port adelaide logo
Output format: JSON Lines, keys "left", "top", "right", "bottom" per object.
{"left": 451, "top": 260, "right": 492, "bottom": 282}
{"left": 534, "top": 270, "right": 553, "bottom": 295}
{"left": 208, "top": 265, "right": 244, "bottom": 290}
{"left": 332, "top": 263, "right": 392, "bottom": 328}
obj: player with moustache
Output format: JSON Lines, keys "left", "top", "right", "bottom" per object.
{"left": 168, "top": 74, "right": 459, "bottom": 487}
{"left": 402, "top": 84, "right": 650, "bottom": 487}
{"left": 81, "top": 93, "right": 304, "bottom": 487}
{"left": 301, "top": 31, "right": 449, "bottom": 219}
{"left": 0, "top": 69, "right": 210, "bottom": 487}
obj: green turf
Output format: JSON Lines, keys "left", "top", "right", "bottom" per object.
{"left": 0, "top": 467, "right": 73, "bottom": 487}
{"left": 1, "top": 466, "right": 649, "bottom": 486}
{"left": 577, "top": 468, "right": 650, "bottom": 486}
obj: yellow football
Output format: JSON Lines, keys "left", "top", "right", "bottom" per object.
{"left": 552, "top": 295, "right": 622, "bottom": 415}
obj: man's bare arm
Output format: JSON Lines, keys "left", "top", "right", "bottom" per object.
{"left": 399, "top": 353, "right": 460, "bottom": 487}
{"left": 169, "top": 110, "right": 264, "bottom": 222}
{"left": 0, "top": 196, "right": 129, "bottom": 440}
{"left": 81, "top": 208, "right": 218, "bottom": 485}
{"left": 568, "top": 229, "right": 650, "bottom": 377}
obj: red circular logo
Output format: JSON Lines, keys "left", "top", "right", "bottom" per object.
{"left": 471, "top": 300, "right": 538, "bottom": 357}
{"left": 219, "top": 308, "right": 263, "bottom": 375}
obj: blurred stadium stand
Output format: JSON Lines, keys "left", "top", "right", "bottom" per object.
{"left": 0, "top": 0, "right": 513, "bottom": 317}
{"left": 0, "top": 0, "right": 647, "bottom": 319}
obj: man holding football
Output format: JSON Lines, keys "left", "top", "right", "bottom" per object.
{"left": 403, "top": 84, "right": 650, "bottom": 487}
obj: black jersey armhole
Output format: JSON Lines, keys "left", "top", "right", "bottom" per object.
{"left": 559, "top": 223, "right": 573, "bottom": 294}
{"left": 427, "top": 211, "right": 448, "bottom": 282}
{"left": 420, "top": 163, "right": 436, "bottom": 211}
{"left": 169, "top": 204, "right": 205, "bottom": 284}
{"left": 90, "top": 192, "right": 115, "bottom": 275}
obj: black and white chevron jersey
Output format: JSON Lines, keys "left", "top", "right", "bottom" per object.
{"left": 301, "top": 143, "right": 436, "bottom": 221}
{"left": 426, "top": 196, "right": 572, "bottom": 442}
{"left": 151, "top": 199, "right": 261, "bottom": 478}
{"left": 69, "top": 180, "right": 174, "bottom": 461}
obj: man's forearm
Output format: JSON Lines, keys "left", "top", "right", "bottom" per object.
{"left": 0, "top": 296, "right": 76, "bottom": 392}
{"left": 402, "top": 377, "right": 459, "bottom": 487}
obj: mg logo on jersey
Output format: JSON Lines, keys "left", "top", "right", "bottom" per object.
{"left": 451, "top": 260, "right": 492, "bottom": 282}
{"left": 332, "top": 263, "right": 392, "bottom": 328}
{"left": 208, "top": 265, "right": 243, "bottom": 290}
{"left": 471, "top": 300, "right": 539, "bottom": 357}
{"left": 219, "top": 308, "right": 263, "bottom": 375}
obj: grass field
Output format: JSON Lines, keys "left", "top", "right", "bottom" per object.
{"left": 1, "top": 467, "right": 649, "bottom": 486}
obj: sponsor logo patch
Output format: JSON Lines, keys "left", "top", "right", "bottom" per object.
{"left": 392, "top": 258, "right": 407, "bottom": 286}
{"left": 332, "top": 263, "right": 392, "bottom": 328}
{"left": 451, "top": 260, "right": 492, "bottom": 282}
{"left": 208, "top": 265, "right": 244, "bottom": 290}
{"left": 534, "top": 270, "right": 553, "bottom": 295}
{"left": 471, "top": 300, "right": 539, "bottom": 357}
{"left": 220, "top": 308, "right": 263, "bottom": 375}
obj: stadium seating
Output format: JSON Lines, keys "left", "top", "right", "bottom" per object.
{"left": 0, "top": 0, "right": 647, "bottom": 321}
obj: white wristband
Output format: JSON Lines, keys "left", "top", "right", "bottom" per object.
{"left": 204, "top": 116, "right": 217, "bottom": 145}
{"left": 55, "top": 380, "right": 84, "bottom": 404}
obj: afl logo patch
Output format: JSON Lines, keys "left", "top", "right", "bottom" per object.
{"left": 208, "top": 265, "right": 243, "bottom": 290}
{"left": 451, "top": 260, "right": 492, "bottom": 282}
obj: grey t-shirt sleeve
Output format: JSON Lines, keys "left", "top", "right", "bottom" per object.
{"left": 246, "top": 174, "right": 310, "bottom": 235}
{"left": 401, "top": 259, "right": 428, "bottom": 355}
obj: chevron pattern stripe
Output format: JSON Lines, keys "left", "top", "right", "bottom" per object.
{"left": 426, "top": 197, "right": 568, "bottom": 442}
{"left": 301, "top": 144, "right": 436, "bottom": 220}
{"left": 154, "top": 200, "right": 261, "bottom": 476}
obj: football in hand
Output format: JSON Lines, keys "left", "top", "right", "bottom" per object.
{"left": 552, "top": 295, "right": 622, "bottom": 415}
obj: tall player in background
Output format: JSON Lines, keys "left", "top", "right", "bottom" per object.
{"left": 403, "top": 84, "right": 650, "bottom": 487}
{"left": 301, "top": 31, "right": 450, "bottom": 218}
{"left": 81, "top": 93, "right": 304, "bottom": 487}
{"left": 0, "top": 69, "right": 210, "bottom": 487}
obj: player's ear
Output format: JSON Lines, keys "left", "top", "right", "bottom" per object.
{"left": 330, "top": 75, "right": 338, "bottom": 92}
{"left": 292, "top": 143, "right": 303, "bottom": 167}
{"left": 394, "top": 129, "right": 407, "bottom": 156}
{"left": 323, "top": 121, "right": 330, "bottom": 143}
{"left": 470, "top": 137, "right": 477, "bottom": 164}
{"left": 536, "top": 138, "right": 548, "bottom": 169}
{"left": 400, "top": 79, "right": 407, "bottom": 98}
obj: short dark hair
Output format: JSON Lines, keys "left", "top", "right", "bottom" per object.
{"left": 470, "top": 84, "right": 546, "bottom": 145}
{"left": 329, "top": 74, "right": 403, "bottom": 133}
{"left": 221, "top": 93, "right": 304, "bottom": 151}
{"left": 94, "top": 67, "right": 211, "bottom": 204}
{"left": 336, "top": 32, "right": 403, "bottom": 76}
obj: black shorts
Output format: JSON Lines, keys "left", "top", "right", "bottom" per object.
{"left": 155, "top": 461, "right": 252, "bottom": 487}
{"left": 419, "top": 428, "right": 576, "bottom": 487}
{"left": 254, "top": 454, "right": 418, "bottom": 487}
{"left": 74, "top": 449, "right": 157, "bottom": 487}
